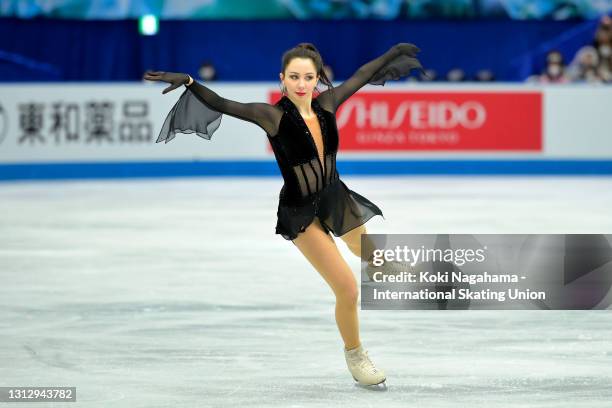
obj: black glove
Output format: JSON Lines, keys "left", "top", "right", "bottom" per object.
{"left": 143, "top": 71, "right": 190, "bottom": 94}
{"left": 394, "top": 43, "right": 420, "bottom": 56}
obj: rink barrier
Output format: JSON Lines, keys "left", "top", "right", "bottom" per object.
{"left": 2, "top": 84, "right": 612, "bottom": 179}
{"left": 1, "top": 159, "right": 612, "bottom": 181}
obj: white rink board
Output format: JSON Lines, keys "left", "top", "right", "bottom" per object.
{"left": 0, "top": 83, "right": 611, "bottom": 164}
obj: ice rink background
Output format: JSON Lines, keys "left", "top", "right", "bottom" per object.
{"left": 1, "top": 176, "right": 611, "bottom": 407}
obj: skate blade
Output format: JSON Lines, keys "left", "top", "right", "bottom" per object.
{"left": 353, "top": 376, "right": 388, "bottom": 391}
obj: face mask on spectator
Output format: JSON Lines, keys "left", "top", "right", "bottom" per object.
{"left": 547, "top": 63, "right": 562, "bottom": 77}
{"left": 599, "top": 44, "right": 612, "bottom": 58}
{"left": 583, "top": 67, "right": 599, "bottom": 81}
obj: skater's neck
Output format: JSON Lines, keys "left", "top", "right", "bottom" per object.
{"left": 287, "top": 95, "right": 315, "bottom": 118}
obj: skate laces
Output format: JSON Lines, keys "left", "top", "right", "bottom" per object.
{"left": 352, "top": 350, "right": 378, "bottom": 373}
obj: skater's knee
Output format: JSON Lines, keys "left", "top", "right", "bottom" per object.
{"left": 335, "top": 282, "right": 359, "bottom": 305}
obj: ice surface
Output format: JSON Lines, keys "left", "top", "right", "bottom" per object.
{"left": 1, "top": 176, "right": 611, "bottom": 407}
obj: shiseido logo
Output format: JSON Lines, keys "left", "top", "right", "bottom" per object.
{"left": 0, "top": 104, "right": 6, "bottom": 145}
{"left": 337, "top": 99, "right": 487, "bottom": 130}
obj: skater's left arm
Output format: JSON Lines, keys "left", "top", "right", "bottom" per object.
{"left": 316, "top": 43, "right": 421, "bottom": 113}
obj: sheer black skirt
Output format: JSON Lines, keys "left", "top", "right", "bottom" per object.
{"left": 275, "top": 176, "right": 384, "bottom": 241}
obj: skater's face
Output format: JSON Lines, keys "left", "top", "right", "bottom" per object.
{"left": 280, "top": 58, "right": 320, "bottom": 99}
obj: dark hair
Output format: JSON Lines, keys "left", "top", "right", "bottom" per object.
{"left": 281, "top": 42, "right": 334, "bottom": 93}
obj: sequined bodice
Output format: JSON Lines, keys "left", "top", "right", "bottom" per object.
{"left": 268, "top": 96, "right": 340, "bottom": 204}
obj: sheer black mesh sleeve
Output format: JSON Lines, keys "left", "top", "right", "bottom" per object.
{"left": 316, "top": 44, "right": 424, "bottom": 114}
{"left": 157, "top": 81, "right": 282, "bottom": 143}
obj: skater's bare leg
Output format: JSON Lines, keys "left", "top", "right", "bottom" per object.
{"left": 339, "top": 224, "right": 377, "bottom": 262}
{"left": 292, "top": 217, "right": 361, "bottom": 350}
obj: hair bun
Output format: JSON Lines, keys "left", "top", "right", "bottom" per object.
{"left": 296, "top": 42, "right": 318, "bottom": 52}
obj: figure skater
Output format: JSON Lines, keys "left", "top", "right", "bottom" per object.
{"left": 143, "top": 42, "right": 423, "bottom": 387}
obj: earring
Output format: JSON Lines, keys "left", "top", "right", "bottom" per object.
{"left": 279, "top": 82, "right": 287, "bottom": 95}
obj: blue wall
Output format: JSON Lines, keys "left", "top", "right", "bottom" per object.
{"left": 0, "top": 18, "right": 599, "bottom": 82}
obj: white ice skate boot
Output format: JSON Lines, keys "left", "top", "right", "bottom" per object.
{"left": 363, "top": 259, "right": 416, "bottom": 282}
{"left": 344, "top": 344, "right": 386, "bottom": 386}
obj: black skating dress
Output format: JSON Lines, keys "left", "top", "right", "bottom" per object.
{"left": 156, "top": 45, "right": 423, "bottom": 241}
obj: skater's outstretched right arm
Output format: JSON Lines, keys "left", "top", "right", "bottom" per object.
{"left": 143, "top": 71, "right": 282, "bottom": 138}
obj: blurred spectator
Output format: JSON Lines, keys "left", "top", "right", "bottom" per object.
{"left": 538, "top": 50, "right": 570, "bottom": 83}
{"left": 593, "top": 15, "right": 611, "bottom": 60}
{"left": 446, "top": 68, "right": 466, "bottom": 82}
{"left": 567, "top": 46, "right": 603, "bottom": 83}
{"left": 529, "top": 14, "right": 611, "bottom": 84}
{"left": 593, "top": 15, "right": 612, "bottom": 82}
{"left": 474, "top": 69, "right": 495, "bottom": 82}
{"left": 198, "top": 61, "right": 217, "bottom": 81}
{"left": 420, "top": 68, "right": 437, "bottom": 81}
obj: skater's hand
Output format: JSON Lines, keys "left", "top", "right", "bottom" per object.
{"left": 143, "top": 71, "right": 190, "bottom": 94}
{"left": 393, "top": 43, "right": 420, "bottom": 56}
